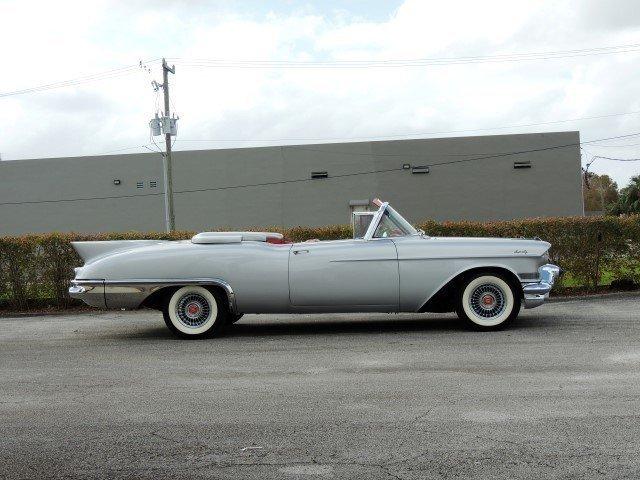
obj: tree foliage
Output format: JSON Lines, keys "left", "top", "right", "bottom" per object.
{"left": 583, "top": 173, "right": 618, "bottom": 213}
{"left": 610, "top": 175, "right": 640, "bottom": 215}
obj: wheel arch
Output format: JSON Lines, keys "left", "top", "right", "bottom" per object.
{"left": 139, "top": 279, "right": 237, "bottom": 313}
{"left": 419, "top": 265, "right": 522, "bottom": 313}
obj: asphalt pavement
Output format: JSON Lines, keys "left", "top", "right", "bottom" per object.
{"left": 1, "top": 294, "right": 639, "bottom": 479}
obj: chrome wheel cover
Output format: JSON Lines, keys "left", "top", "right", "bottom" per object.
{"left": 175, "top": 293, "right": 212, "bottom": 328}
{"left": 469, "top": 283, "right": 506, "bottom": 318}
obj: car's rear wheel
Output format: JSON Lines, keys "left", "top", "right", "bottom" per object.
{"left": 163, "top": 286, "right": 229, "bottom": 339}
{"left": 456, "top": 273, "right": 520, "bottom": 330}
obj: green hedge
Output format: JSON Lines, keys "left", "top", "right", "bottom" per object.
{"left": 1, "top": 215, "right": 639, "bottom": 310}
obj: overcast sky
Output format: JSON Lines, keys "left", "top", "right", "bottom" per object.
{"left": 2, "top": 0, "right": 640, "bottom": 187}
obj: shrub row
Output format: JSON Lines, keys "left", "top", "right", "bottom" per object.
{"left": 1, "top": 215, "right": 639, "bottom": 310}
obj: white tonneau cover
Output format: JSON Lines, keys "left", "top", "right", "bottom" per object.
{"left": 191, "top": 231, "right": 284, "bottom": 244}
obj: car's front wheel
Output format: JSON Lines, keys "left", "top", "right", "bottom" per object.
{"left": 163, "top": 286, "right": 229, "bottom": 339}
{"left": 456, "top": 273, "right": 520, "bottom": 330}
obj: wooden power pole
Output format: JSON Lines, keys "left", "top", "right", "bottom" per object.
{"left": 162, "top": 58, "right": 176, "bottom": 232}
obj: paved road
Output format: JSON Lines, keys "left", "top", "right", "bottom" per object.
{"left": 1, "top": 294, "right": 639, "bottom": 479}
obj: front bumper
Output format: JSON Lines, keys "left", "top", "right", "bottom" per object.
{"left": 522, "top": 264, "right": 561, "bottom": 309}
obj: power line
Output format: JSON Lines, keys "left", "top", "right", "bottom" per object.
{"left": 0, "top": 191, "right": 164, "bottom": 206}
{"left": 174, "top": 166, "right": 405, "bottom": 195}
{"left": 3, "top": 41, "right": 639, "bottom": 99}
{"left": 582, "top": 153, "right": 640, "bottom": 183}
{"left": 586, "top": 141, "right": 640, "bottom": 148}
{"left": 588, "top": 155, "right": 640, "bottom": 163}
{"left": 0, "top": 59, "right": 161, "bottom": 98}
{"left": 169, "top": 42, "right": 640, "bottom": 69}
{"left": 177, "top": 109, "right": 640, "bottom": 145}
{"left": 288, "top": 132, "right": 640, "bottom": 167}
{"left": 94, "top": 145, "right": 154, "bottom": 156}
{"left": 2, "top": 131, "right": 639, "bottom": 207}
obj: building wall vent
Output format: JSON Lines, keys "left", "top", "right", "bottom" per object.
{"left": 514, "top": 161, "right": 532, "bottom": 169}
{"left": 311, "top": 171, "right": 328, "bottom": 179}
{"left": 136, "top": 181, "right": 144, "bottom": 189}
{"left": 411, "top": 165, "right": 430, "bottom": 174}
{"left": 149, "top": 180, "right": 157, "bottom": 188}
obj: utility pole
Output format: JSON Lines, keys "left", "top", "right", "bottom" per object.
{"left": 148, "top": 58, "right": 178, "bottom": 232}
{"left": 162, "top": 58, "right": 176, "bottom": 232}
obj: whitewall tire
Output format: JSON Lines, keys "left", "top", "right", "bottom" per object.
{"left": 456, "top": 274, "right": 520, "bottom": 330}
{"left": 163, "top": 286, "right": 228, "bottom": 338}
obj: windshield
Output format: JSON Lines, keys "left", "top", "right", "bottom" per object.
{"left": 353, "top": 212, "right": 375, "bottom": 239}
{"left": 373, "top": 204, "right": 418, "bottom": 238}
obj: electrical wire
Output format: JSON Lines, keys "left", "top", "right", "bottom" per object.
{"left": 0, "top": 191, "right": 164, "bottom": 206}
{"left": 3, "top": 42, "right": 640, "bottom": 98}
{"left": 93, "top": 145, "right": 153, "bottom": 156}
{"left": 279, "top": 132, "right": 640, "bottom": 169}
{"left": 169, "top": 42, "right": 640, "bottom": 69}
{"left": 2, "top": 131, "right": 640, "bottom": 207}
{"left": 585, "top": 141, "right": 640, "bottom": 148}
{"left": 588, "top": 155, "right": 640, "bottom": 163}
{"left": 176, "top": 109, "right": 640, "bottom": 145}
{"left": 0, "top": 59, "right": 161, "bottom": 98}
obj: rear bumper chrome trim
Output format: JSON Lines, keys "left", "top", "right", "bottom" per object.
{"left": 68, "top": 279, "right": 105, "bottom": 308}
{"left": 69, "top": 278, "right": 237, "bottom": 313}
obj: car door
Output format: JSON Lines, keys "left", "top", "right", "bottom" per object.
{"left": 288, "top": 238, "right": 399, "bottom": 310}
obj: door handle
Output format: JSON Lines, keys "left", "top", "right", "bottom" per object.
{"left": 293, "top": 249, "right": 309, "bottom": 255}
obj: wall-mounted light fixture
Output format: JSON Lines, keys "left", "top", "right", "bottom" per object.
{"left": 411, "top": 165, "right": 430, "bottom": 174}
{"left": 113, "top": 179, "right": 121, "bottom": 185}
{"left": 514, "top": 161, "right": 532, "bottom": 169}
{"left": 311, "top": 171, "right": 328, "bottom": 179}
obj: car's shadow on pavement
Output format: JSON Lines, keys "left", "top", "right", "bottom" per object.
{"left": 221, "top": 313, "right": 556, "bottom": 338}
{"left": 114, "top": 312, "right": 556, "bottom": 340}
{"left": 225, "top": 316, "right": 464, "bottom": 337}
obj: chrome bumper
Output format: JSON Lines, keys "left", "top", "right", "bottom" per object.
{"left": 69, "top": 278, "right": 237, "bottom": 312}
{"left": 68, "top": 280, "right": 106, "bottom": 308}
{"left": 522, "top": 264, "right": 561, "bottom": 309}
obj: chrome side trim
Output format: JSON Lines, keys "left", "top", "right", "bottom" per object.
{"left": 330, "top": 258, "right": 397, "bottom": 263}
{"left": 399, "top": 254, "right": 542, "bottom": 261}
{"left": 522, "top": 264, "right": 561, "bottom": 309}
{"left": 70, "top": 278, "right": 237, "bottom": 313}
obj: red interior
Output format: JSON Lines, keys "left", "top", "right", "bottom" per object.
{"left": 266, "top": 236, "right": 293, "bottom": 245}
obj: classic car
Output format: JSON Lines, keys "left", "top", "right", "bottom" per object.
{"left": 69, "top": 198, "right": 560, "bottom": 338}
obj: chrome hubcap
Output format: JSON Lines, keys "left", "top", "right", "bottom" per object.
{"left": 176, "top": 293, "right": 211, "bottom": 328}
{"left": 470, "top": 284, "right": 506, "bottom": 318}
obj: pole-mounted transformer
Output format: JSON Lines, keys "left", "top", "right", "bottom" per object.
{"left": 149, "top": 59, "right": 178, "bottom": 232}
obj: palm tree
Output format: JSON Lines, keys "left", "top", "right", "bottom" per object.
{"left": 610, "top": 175, "right": 640, "bottom": 215}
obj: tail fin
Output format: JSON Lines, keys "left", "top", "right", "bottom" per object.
{"left": 71, "top": 240, "right": 166, "bottom": 264}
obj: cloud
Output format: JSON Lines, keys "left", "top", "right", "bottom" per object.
{"left": 1, "top": 0, "right": 640, "bottom": 186}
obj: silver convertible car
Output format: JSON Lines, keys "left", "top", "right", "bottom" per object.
{"left": 70, "top": 199, "right": 560, "bottom": 338}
